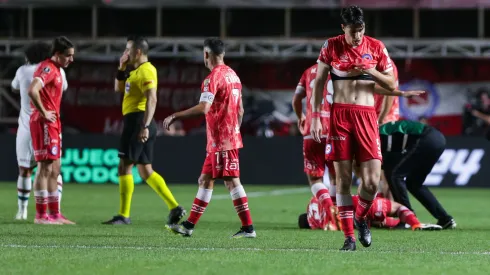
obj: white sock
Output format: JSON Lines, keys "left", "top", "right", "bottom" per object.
{"left": 323, "top": 165, "right": 331, "bottom": 189}
{"left": 17, "top": 176, "right": 32, "bottom": 211}
{"left": 196, "top": 187, "right": 213, "bottom": 203}
{"left": 230, "top": 185, "right": 247, "bottom": 200}
{"left": 57, "top": 174, "right": 63, "bottom": 210}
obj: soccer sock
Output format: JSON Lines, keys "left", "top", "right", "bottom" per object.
{"left": 230, "top": 185, "right": 253, "bottom": 227}
{"left": 384, "top": 217, "right": 400, "bottom": 228}
{"left": 354, "top": 187, "right": 377, "bottom": 221}
{"left": 397, "top": 206, "right": 421, "bottom": 228}
{"left": 57, "top": 174, "right": 63, "bottom": 210}
{"left": 118, "top": 174, "right": 134, "bottom": 218}
{"left": 34, "top": 190, "right": 48, "bottom": 217}
{"left": 187, "top": 188, "right": 213, "bottom": 225}
{"left": 337, "top": 193, "right": 355, "bottom": 239}
{"left": 311, "top": 182, "right": 335, "bottom": 223}
{"left": 329, "top": 183, "right": 337, "bottom": 205}
{"left": 47, "top": 191, "right": 60, "bottom": 216}
{"left": 146, "top": 172, "right": 179, "bottom": 210}
{"left": 17, "top": 176, "right": 32, "bottom": 212}
{"left": 323, "top": 168, "right": 331, "bottom": 190}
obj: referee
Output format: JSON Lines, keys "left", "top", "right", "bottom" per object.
{"left": 380, "top": 120, "right": 456, "bottom": 229}
{"left": 103, "top": 36, "right": 186, "bottom": 225}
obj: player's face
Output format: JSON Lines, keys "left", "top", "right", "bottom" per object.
{"left": 203, "top": 48, "right": 210, "bottom": 69}
{"left": 57, "top": 48, "right": 75, "bottom": 68}
{"left": 342, "top": 24, "right": 365, "bottom": 46}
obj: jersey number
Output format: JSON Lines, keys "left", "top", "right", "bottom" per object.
{"left": 309, "top": 79, "right": 333, "bottom": 106}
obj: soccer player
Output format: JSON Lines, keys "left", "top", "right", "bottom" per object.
{"left": 374, "top": 61, "right": 400, "bottom": 125}
{"left": 103, "top": 36, "right": 185, "bottom": 226}
{"left": 163, "top": 38, "right": 256, "bottom": 238}
{"left": 379, "top": 120, "right": 457, "bottom": 229}
{"left": 28, "top": 36, "right": 74, "bottom": 224}
{"left": 298, "top": 195, "right": 442, "bottom": 231}
{"left": 12, "top": 42, "right": 68, "bottom": 221}
{"left": 292, "top": 65, "right": 339, "bottom": 230}
{"left": 310, "top": 5, "right": 399, "bottom": 250}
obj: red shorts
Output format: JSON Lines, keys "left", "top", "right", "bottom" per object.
{"left": 327, "top": 103, "right": 382, "bottom": 163}
{"left": 368, "top": 198, "right": 392, "bottom": 222}
{"left": 30, "top": 119, "right": 61, "bottom": 162}
{"left": 303, "top": 138, "right": 326, "bottom": 177}
{"left": 201, "top": 149, "right": 240, "bottom": 179}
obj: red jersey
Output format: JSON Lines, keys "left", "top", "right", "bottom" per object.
{"left": 200, "top": 64, "right": 243, "bottom": 152}
{"left": 352, "top": 195, "right": 392, "bottom": 223}
{"left": 317, "top": 34, "right": 393, "bottom": 79}
{"left": 374, "top": 62, "right": 400, "bottom": 124}
{"left": 296, "top": 64, "right": 332, "bottom": 136}
{"left": 31, "top": 59, "right": 64, "bottom": 125}
{"left": 306, "top": 197, "right": 328, "bottom": 230}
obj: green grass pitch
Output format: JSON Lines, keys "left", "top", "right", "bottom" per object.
{"left": 0, "top": 183, "right": 489, "bottom": 275}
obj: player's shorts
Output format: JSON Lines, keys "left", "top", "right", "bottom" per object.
{"left": 368, "top": 198, "right": 392, "bottom": 222}
{"left": 201, "top": 149, "right": 240, "bottom": 179}
{"left": 326, "top": 103, "right": 383, "bottom": 163}
{"left": 16, "top": 126, "right": 36, "bottom": 168}
{"left": 30, "top": 119, "right": 61, "bottom": 162}
{"left": 303, "top": 137, "right": 327, "bottom": 177}
{"left": 118, "top": 111, "right": 157, "bottom": 164}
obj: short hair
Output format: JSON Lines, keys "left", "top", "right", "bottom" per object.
{"left": 298, "top": 213, "right": 311, "bottom": 229}
{"left": 127, "top": 36, "right": 149, "bottom": 55}
{"left": 340, "top": 5, "right": 364, "bottom": 26}
{"left": 51, "top": 36, "right": 74, "bottom": 55}
{"left": 25, "top": 41, "right": 51, "bottom": 64}
{"left": 204, "top": 38, "right": 225, "bottom": 55}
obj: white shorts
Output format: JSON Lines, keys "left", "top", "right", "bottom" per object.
{"left": 16, "top": 127, "right": 36, "bottom": 168}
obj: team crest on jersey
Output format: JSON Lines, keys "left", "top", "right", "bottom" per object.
{"left": 125, "top": 82, "right": 130, "bottom": 93}
{"left": 361, "top": 54, "right": 373, "bottom": 60}
{"left": 322, "top": 40, "right": 328, "bottom": 48}
{"left": 43, "top": 67, "right": 51, "bottom": 73}
{"left": 325, "top": 144, "right": 332, "bottom": 154}
{"left": 51, "top": 145, "right": 58, "bottom": 156}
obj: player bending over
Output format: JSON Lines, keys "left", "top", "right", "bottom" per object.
{"left": 27, "top": 37, "right": 74, "bottom": 224}
{"left": 299, "top": 196, "right": 442, "bottom": 231}
{"left": 164, "top": 38, "right": 255, "bottom": 238}
{"left": 292, "top": 64, "right": 339, "bottom": 230}
{"left": 12, "top": 42, "right": 68, "bottom": 221}
{"left": 103, "top": 36, "right": 185, "bottom": 226}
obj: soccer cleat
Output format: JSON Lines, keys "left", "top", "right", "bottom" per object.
{"left": 231, "top": 226, "right": 256, "bottom": 238}
{"left": 412, "top": 223, "right": 442, "bottom": 231}
{"left": 50, "top": 214, "right": 76, "bottom": 225}
{"left": 354, "top": 218, "right": 372, "bottom": 247}
{"left": 167, "top": 221, "right": 194, "bottom": 237}
{"left": 15, "top": 209, "right": 27, "bottom": 220}
{"left": 340, "top": 236, "right": 356, "bottom": 251}
{"left": 167, "top": 205, "right": 187, "bottom": 226}
{"left": 102, "top": 215, "right": 131, "bottom": 225}
{"left": 437, "top": 218, "right": 457, "bottom": 230}
{"left": 34, "top": 215, "right": 62, "bottom": 225}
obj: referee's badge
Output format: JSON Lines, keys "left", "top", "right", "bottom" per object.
{"left": 125, "top": 82, "right": 130, "bottom": 93}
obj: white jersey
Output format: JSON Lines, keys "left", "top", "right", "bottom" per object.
{"left": 11, "top": 64, "right": 68, "bottom": 132}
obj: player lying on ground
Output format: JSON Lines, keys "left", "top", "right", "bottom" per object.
{"left": 104, "top": 36, "right": 185, "bottom": 226}
{"left": 12, "top": 42, "right": 68, "bottom": 221}
{"left": 164, "top": 38, "right": 256, "bottom": 238}
{"left": 298, "top": 195, "right": 442, "bottom": 231}
{"left": 291, "top": 64, "right": 339, "bottom": 230}
{"left": 27, "top": 36, "right": 75, "bottom": 225}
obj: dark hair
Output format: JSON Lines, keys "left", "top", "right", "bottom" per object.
{"left": 51, "top": 36, "right": 74, "bottom": 55}
{"left": 298, "top": 213, "right": 311, "bottom": 229}
{"left": 25, "top": 42, "right": 51, "bottom": 64}
{"left": 340, "top": 5, "right": 364, "bottom": 26}
{"left": 203, "top": 38, "right": 225, "bottom": 55}
{"left": 127, "top": 36, "right": 149, "bottom": 55}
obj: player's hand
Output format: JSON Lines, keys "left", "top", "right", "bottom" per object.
{"left": 42, "top": 110, "right": 57, "bottom": 123}
{"left": 310, "top": 118, "right": 323, "bottom": 143}
{"left": 298, "top": 114, "right": 306, "bottom": 135}
{"left": 139, "top": 127, "right": 149, "bottom": 143}
{"left": 401, "top": 90, "right": 425, "bottom": 98}
{"left": 163, "top": 115, "right": 176, "bottom": 130}
{"left": 119, "top": 52, "right": 129, "bottom": 70}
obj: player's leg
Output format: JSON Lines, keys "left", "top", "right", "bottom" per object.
{"left": 57, "top": 174, "right": 63, "bottom": 209}
{"left": 225, "top": 176, "right": 256, "bottom": 238}
{"left": 15, "top": 130, "right": 35, "bottom": 220}
{"left": 335, "top": 160, "right": 356, "bottom": 250}
{"left": 33, "top": 160, "right": 61, "bottom": 224}
{"left": 389, "top": 200, "right": 441, "bottom": 231}
{"left": 47, "top": 158, "right": 73, "bottom": 224}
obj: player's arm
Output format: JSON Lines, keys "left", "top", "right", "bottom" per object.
{"left": 292, "top": 75, "right": 306, "bottom": 121}
{"left": 312, "top": 63, "right": 330, "bottom": 113}
{"left": 373, "top": 85, "right": 425, "bottom": 97}
{"left": 61, "top": 68, "right": 68, "bottom": 91}
{"left": 378, "top": 92, "right": 394, "bottom": 124}
{"left": 173, "top": 99, "right": 212, "bottom": 120}
{"left": 11, "top": 68, "right": 20, "bottom": 93}
{"left": 142, "top": 87, "right": 157, "bottom": 127}
{"left": 238, "top": 95, "right": 244, "bottom": 127}
{"left": 28, "top": 78, "right": 52, "bottom": 120}
{"left": 365, "top": 68, "right": 396, "bottom": 92}
{"left": 115, "top": 51, "right": 129, "bottom": 92}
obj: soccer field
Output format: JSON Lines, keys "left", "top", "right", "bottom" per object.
{"left": 0, "top": 183, "right": 489, "bottom": 275}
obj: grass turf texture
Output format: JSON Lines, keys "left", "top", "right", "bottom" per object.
{"left": 0, "top": 183, "right": 489, "bottom": 275}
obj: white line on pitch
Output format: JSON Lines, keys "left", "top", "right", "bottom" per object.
{"left": 1, "top": 244, "right": 489, "bottom": 256}
{"left": 212, "top": 187, "right": 310, "bottom": 200}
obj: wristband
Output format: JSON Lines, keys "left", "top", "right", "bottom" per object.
{"left": 116, "top": 70, "right": 128, "bottom": 81}
{"left": 311, "top": 112, "right": 321, "bottom": 119}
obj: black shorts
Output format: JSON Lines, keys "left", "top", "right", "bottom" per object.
{"left": 118, "top": 112, "right": 157, "bottom": 164}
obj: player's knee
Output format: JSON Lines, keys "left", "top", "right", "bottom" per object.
{"left": 363, "top": 174, "right": 380, "bottom": 194}
{"left": 137, "top": 164, "right": 153, "bottom": 180}
{"left": 18, "top": 167, "right": 33, "bottom": 177}
{"left": 198, "top": 176, "right": 213, "bottom": 189}
{"left": 307, "top": 175, "right": 322, "bottom": 185}
{"left": 224, "top": 178, "right": 241, "bottom": 191}
{"left": 118, "top": 159, "right": 133, "bottom": 175}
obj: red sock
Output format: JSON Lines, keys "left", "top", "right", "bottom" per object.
{"left": 384, "top": 217, "right": 400, "bottom": 228}
{"left": 316, "top": 190, "right": 335, "bottom": 224}
{"left": 34, "top": 190, "right": 48, "bottom": 217}
{"left": 231, "top": 186, "right": 253, "bottom": 227}
{"left": 397, "top": 206, "right": 420, "bottom": 227}
{"left": 47, "top": 192, "right": 59, "bottom": 215}
{"left": 337, "top": 194, "right": 355, "bottom": 239}
{"left": 187, "top": 188, "right": 213, "bottom": 225}
{"left": 355, "top": 190, "right": 376, "bottom": 221}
